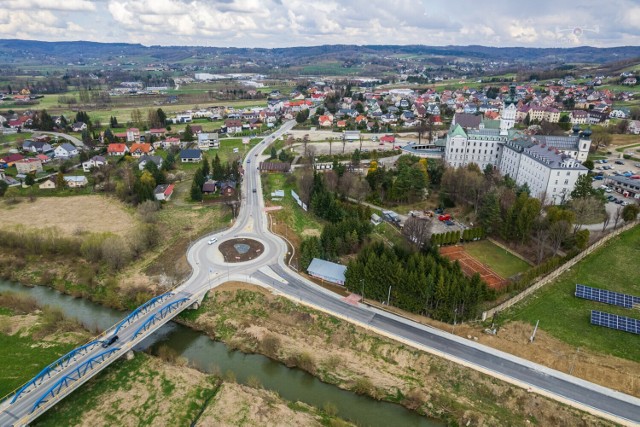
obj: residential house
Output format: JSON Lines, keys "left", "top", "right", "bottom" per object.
{"left": 22, "top": 140, "right": 52, "bottom": 153}
{"left": 570, "top": 110, "right": 589, "bottom": 125}
{"left": 82, "top": 155, "right": 106, "bottom": 172}
{"left": 218, "top": 180, "right": 237, "bottom": 196}
{"left": 36, "top": 154, "right": 50, "bottom": 164}
{"left": 189, "top": 125, "right": 203, "bottom": 134}
{"left": 148, "top": 128, "right": 167, "bottom": 138}
{"left": 15, "top": 158, "right": 43, "bottom": 174}
{"left": 622, "top": 77, "right": 637, "bottom": 86}
{"left": 628, "top": 120, "right": 640, "bottom": 135}
{"left": 138, "top": 155, "right": 163, "bottom": 171}
{"left": 153, "top": 184, "right": 175, "bottom": 201}
{"left": 225, "top": 119, "right": 242, "bottom": 133}
{"left": 72, "top": 122, "right": 87, "bottom": 132}
{"left": 318, "top": 115, "right": 333, "bottom": 127}
{"left": 0, "top": 153, "right": 24, "bottom": 167}
{"left": 202, "top": 180, "right": 217, "bottom": 194}
{"left": 162, "top": 137, "right": 183, "bottom": 149}
{"left": 63, "top": 176, "right": 89, "bottom": 188}
{"left": 179, "top": 149, "right": 202, "bottom": 163}
{"left": 126, "top": 128, "right": 141, "bottom": 143}
{"left": 129, "top": 143, "right": 153, "bottom": 157}
{"left": 38, "top": 179, "right": 56, "bottom": 190}
{"left": 197, "top": 133, "right": 220, "bottom": 150}
{"left": 107, "top": 143, "right": 129, "bottom": 156}
{"left": 54, "top": 143, "right": 78, "bottom": 158}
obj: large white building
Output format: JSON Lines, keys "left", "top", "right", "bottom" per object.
{"left": 444, "top": 84, "right": 592, "bottom": 204}
{"left": 499, "top": 140, "right": 588, "bottom": 204}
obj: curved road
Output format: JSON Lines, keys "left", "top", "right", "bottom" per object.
{"left": 2, "top": 119, "right": 639, "bottom": 426}
{"left": 186, "top": 119, "right": 640, "bottom": 426}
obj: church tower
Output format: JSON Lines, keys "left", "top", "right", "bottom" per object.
{"left": 500, "top": 83, "right": 517, "bottom": 135}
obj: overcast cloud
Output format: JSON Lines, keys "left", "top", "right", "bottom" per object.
{"left": 0, "top": 0, "right": 638, "bottom": 47}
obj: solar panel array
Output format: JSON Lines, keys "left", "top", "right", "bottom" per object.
{"left": 591, "top": 311, "right": 640, "bottom": 335}
{"left": 575, "top": 284, "right": 640, "bottom": 309}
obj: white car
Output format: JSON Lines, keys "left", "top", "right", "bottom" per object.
{"left": 207, "top": 237, "right": 218, "bottom": 245}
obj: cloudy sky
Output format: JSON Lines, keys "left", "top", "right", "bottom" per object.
{"left": 0, "top": 0, "right": 639, "bottom": 48}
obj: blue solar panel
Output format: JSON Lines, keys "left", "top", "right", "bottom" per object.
{"left": 575, "top": 284, "right": 639, "bottom": 309}
{"left": 590, "top": 310, "right": 640, "bottom": 335}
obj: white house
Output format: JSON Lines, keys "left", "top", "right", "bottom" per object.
{"left": 63, "top": 175, "right": 89, "bottom": 188}
{"left": 82, "top": 155, "right": 106, "bottom": 172}
{"left": 54, "top": 143, "right": 78, "bottom": 158}
{"left": 197, "top": 133, "right": 220, "bottom": 150}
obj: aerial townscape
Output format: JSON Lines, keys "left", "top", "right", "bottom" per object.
{"left": 0, "top": 1, "right": 639, "bottom": 426}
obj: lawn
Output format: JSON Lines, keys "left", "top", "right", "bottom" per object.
{"left": 502, "top": 225, "right": 640, "bottom": 362}
{"left": 261, "top": 172, "right": 323, "bottom": 235}
{"left": 0, "top": 322, "right": 78, "bottom": 397}
{"left": 463, "top": 240, "right": 531, "bottom": 278}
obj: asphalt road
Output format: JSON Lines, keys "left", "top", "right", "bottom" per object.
{"left": 3, "top": 117, "right": 639, "bottom": 426}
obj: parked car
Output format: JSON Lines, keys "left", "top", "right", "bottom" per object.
{"left": 622, "top": 201, "right": 631, "bottom": 206}
{"left": 444, "top": 220, "right": 455, "bottom": 226}
{"left": 615, "top": 160, "right": 625, "bottom": 165}
{"left": 438, "top": 214, "right": 451, "bottom": 221}
{"left": 607, "top": 195, "right": 616, "bottom": 202}
{"left": 615, "top": 199, "right": 624, "bottom": 204}
{"left": 593, "top": 175, "right": 604, "bottom": 180}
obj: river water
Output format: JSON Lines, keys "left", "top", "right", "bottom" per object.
{"left": 0, "top": 281, "right": 441, "bottom": 427}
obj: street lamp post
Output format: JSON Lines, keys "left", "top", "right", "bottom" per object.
{"left": 360, "top": 279, "right": 365, "bottom": 304}
{"left": 387, "top": 285, "right": 392, "bottom": 306}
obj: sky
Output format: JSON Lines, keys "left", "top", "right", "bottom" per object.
{"left": 0, "top": 0, "right": 639, "bottom": 48}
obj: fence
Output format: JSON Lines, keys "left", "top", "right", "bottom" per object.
{"left": 481, "top": 221, "right": 639, "bottom": 321}
{"left": 291, "top": 189, "right": 308, "bottom": 211}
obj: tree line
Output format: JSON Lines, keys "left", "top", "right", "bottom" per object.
{"left": 344, "top": 243, "right": 493, "bottom": 323}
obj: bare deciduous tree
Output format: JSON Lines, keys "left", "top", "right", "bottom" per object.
{"left": 613, "top": 206, "right": 623, "bottom": 229}
{"left": 403, "top": 217, "right": 433, "bottom": 248}
{"left": 570, "top": 196, "right": 604, "bottom": 233}
{"left": 297, "top": 169, "right": 315, "bottom": 205}
{"left": 601, "top": 211, "right": 611, "bottom": 232}
{"left": 548, "top": 219, "right": 570, "bottom": 256}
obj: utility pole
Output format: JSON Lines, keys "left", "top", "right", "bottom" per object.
{"left": 530, "top": 320, "right": 540, "bottom": 343}
{"left": 360, "top": 279, "right": 365, "bottom": 304}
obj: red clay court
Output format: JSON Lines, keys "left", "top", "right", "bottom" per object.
{"left": 439, "top": 245, "right": 506, "bottom": 289}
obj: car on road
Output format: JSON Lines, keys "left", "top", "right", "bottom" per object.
{"left": 247, "top": 159, "right": 251, "bottom": 163}
{"left": 102, "top": 335, "right": 119, "bottom": 348}
{"left": 255, "top": 153, "right": 258, "bottom": 156}
{"left": 622, "top": 201, "right": 631, "bottom": 206}
{"left": 607, "top": 195, "right": 616, "bottom": 202}
{"left": 593, "top": 175, "right": 604, "bottom": 180}
{"left": 207, "top": 237, "right": 218, "bottom": 245}
{"left": 252, "top": 188, "right": 257, "bottom": 193}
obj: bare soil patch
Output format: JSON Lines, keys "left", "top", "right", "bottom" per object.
{"left": 0, "top": 196, "right": 135, "bottom": 236}
{"left": 218, "top": 238, "right": 264, "bottom": 263}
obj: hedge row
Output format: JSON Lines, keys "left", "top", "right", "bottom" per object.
{"left": 431, "top": 227, "right": 485, "bottom": 246}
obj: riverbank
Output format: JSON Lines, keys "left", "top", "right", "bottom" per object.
{"left": 34, "top": 353, "right": 354, "bottom": 427}
{"left": 0, "top": 291, "right": 355, "bottom": 427}
{"left": 178, "top": 282, "right": 614, "bottom": 426}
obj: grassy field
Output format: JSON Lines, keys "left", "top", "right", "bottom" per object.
{"left": 463, "top": 240, "right": 531, "bottom": 278}
{"left": 261, "top": 172, "right": 323, "bottom": 235}
{"left": 610, "top": 134, "right": 640, "bottom": 147}
{"left": 0, "top": 329, "right": 78, "bottom": 397}
{"left": 0, "top": 196, "right": 136, "bottom": 237}
{"left": 502, "top": 225, "right": 640, "bottom": 362}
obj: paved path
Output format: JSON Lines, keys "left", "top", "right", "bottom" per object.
{"left": 32, "top": 131, "right": 85, "bottom": 149}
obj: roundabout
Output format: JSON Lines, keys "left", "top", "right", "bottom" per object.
{"left": 218, "top": 237, "right": 265, "bottom": 263}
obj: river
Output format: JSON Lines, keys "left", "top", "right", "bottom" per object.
{"left": 0, "top": 280, "right": 442, "bottom": 427}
